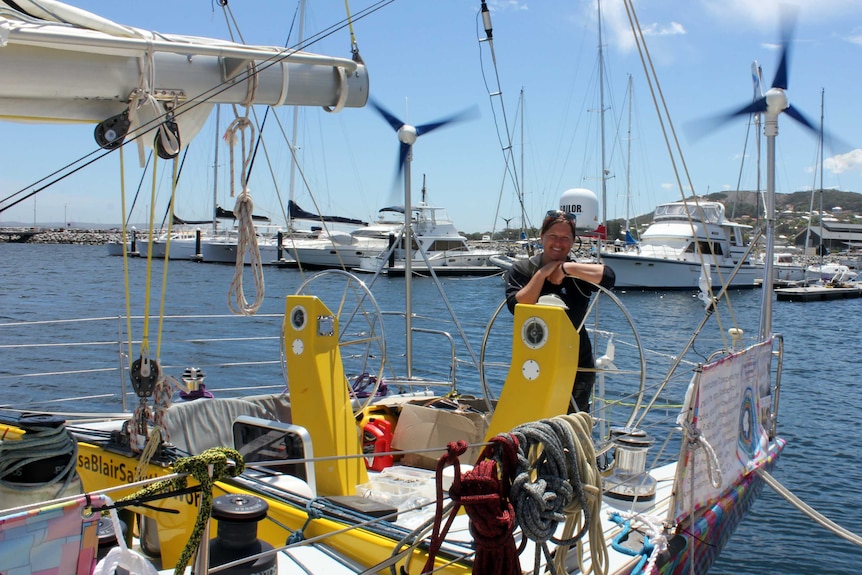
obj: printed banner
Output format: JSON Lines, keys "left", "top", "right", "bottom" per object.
{"left": 0, "top": 494, "right": 106, "bottom": 575}
{"left": 673, "top": 339, "right": 773, "bottom": 520}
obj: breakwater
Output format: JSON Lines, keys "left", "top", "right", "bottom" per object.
{"left": 0, "top": 227, "right": 121, "bottom": 244}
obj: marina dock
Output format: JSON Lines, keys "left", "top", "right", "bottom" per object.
{"left": 775, "top": 284, "right": 862, "bottom": 302}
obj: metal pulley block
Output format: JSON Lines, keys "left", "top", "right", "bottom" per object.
{"left": 154, "top": 114, "right": 181, "bottom": 159}
{"left": 94, "top": 111, "right": 131, "bottom": 150}
{"left": 130, "top": 355, "right": 161, "bottom": 398}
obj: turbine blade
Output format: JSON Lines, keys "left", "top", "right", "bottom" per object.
{"left": 415, "top": 105, "right": 480, "bottom": 137}
{"left": 784, "top": 104, "right": 817, "bottom": 133}
{"left": 369, "top": 98, "right": 404, "bottom": 132}
{"left": 397, "top": 141, "right": 410, "bottom": 178}
{"left": 771, "top": 7, "right": 798, "bottom": 90}
{"left": 685, "top": 98, "right": 768, "bottom": 142}
{"left": 726, "top": 98, "right": 769, "bottom": 119}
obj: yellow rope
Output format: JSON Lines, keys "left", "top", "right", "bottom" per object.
{"left": 140, "top": 158, "right": 159, "bottom": 360}
{"left": 117, "top": 447, "right": 245, "bottom": 575}
{"left": 119, "top": 146, "right": 135, "bottom": 367}
{"left": 554, "top": 412, "right": 609, "bottom": 575}
{"left": 133, "top": 427, "right": 162, "bottom": 482}
{"left": 344, "top": 0, "right": 358, "bottom": 53}
{"left": 156, "top": 157, "right": 180, "bottom": 357}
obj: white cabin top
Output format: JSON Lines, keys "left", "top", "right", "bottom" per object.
{"left": 653, "top": 201, "right": 752, "bottom": 230}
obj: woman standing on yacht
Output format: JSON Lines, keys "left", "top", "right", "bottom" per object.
{"left": 504, "top": 210, "right": 615, "bottom": 413}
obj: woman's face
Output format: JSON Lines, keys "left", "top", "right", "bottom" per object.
{"left": 541, "top": 221, "right": 574, "bottom": 261}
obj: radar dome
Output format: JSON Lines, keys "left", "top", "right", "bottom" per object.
{"left": 558, "top": 188, "right": 599, "bottom": 232}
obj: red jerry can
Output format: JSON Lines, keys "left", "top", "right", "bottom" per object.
{"left": 362, "top": 417, "right": 394, "bottom": 471}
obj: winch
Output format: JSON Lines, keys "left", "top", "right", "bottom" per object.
{"left": 603, "top": 427, "right": 657, "bottom": 509}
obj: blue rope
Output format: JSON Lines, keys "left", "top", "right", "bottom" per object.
{"left": 286, "top": 497, "right": 324, "bottom": 545}
{"left": 609, "top": 512, "right": 655, "bottom": 575}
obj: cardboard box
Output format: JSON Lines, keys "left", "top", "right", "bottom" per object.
{"left": 391, "top": 402, "right": 489, "bottom": 469}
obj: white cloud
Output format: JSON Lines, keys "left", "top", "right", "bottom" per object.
{"left": 599, "top": 1, "right": 687, "bottom": 53}
{"left": 641, "top": 21, "right": 686, "bottom": 38}
{"left": 487, "top": 0, "right": 528, "bottom": 12}
{"left": 701, "top": 0, "right": 862, "bottom": 28}
{"left": 824, "top": 149, "right": 862, "bottom": 174}
{"left": 846, "top": 31, "right": 862, "bottom": 45}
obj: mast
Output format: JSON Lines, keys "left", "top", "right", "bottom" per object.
{"left": 212, "top": 105, "right": 220, "bottom": 233}
{"left": 624, "top": 74, "right": 632, "bottom": 235}
{"left": 597, "top": 0, "right": 608, "bottom": 240}
{"left": 753, "top": 61, "right": 763, "bottom": 237}
{"left": 802, "top": 89, "right": 826, "bottom": 266}
{"left": 479, "top": 1, "right": 527, "bottom": 248}
{"left": 818, "top": 88, "right": 825, "bottom": 266}
{"left": 518, "top": 88, "right": 529, "bottom": 247}
{"left": 287, "top": 0, "right": 306, "bottom": 232}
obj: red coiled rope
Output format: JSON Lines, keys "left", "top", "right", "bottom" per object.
{"left": 422, "top": 435, "right": 520, "bottom": 575}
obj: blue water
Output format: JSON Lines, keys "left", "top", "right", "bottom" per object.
{"left": 2, "top": 243, "right": 861, "bottom": 573}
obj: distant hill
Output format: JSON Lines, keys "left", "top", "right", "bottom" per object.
{"left": 703, "top": 189, "right": 862, "bottom": 219}
{"left": 465, "top": 188, "right": 862, "bottom": 241}
{"left": 610, "top": 189, "right": 862, "bottom": 243}
{"left": 1, "top": 221, "right": 127, "bottom": 230}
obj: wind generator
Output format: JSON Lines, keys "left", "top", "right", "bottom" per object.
{"left": 708, "top": 10, "right": 820, "bottom": 338}
{"left": 368, "top": 98, "right": 477, "bottom": 378}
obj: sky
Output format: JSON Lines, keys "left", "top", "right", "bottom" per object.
{"left": 1, "top": 0, "right": 861, "bottom": 234}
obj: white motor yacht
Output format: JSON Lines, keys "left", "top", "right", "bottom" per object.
{"left": 600, "top": 199, "right": 762, "bottom": 289}
{"left": 358, "top": 204, "right": 502, "bottom": 276}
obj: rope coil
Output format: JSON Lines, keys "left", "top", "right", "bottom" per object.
{"left": 422, "top": 437, "right": 521, "bottom": 575}
{"left": 510, "top": 413, "right": 608, "bottom": 575}
{"left": 0, "top": 421, "right": 79, "bottom": 498}
{"left": 116, "top": 447, "right": 244, "bottom": 575}
{"left": 223, "top": 112, "right": 265, "bottom": 315}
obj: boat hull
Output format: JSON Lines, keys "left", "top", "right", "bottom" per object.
{"left": 660, "top": 440, "right": 784, "bottom": 574}
{"left": 200, "top": 239, "right": 287, "bottom": 265}
{"left": 600, "top": 252, "right": 761, "bottom": 289}
{"left": 288, "top": 244, "right": 386, "bottom": 270}
{"left": 72, "top": 439, "right": 472, "bottom": 574}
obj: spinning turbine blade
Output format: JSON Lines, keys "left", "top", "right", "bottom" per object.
{"left": 690, "top": 5, "right": 825, "bottom": 142}
{"left": 369, "top": 99, "right": 404, "bottom": 132}
{"left": 770, "top": 7, "right": 797, "bottom": 90}
{"left": 397, "top": 142, "right": 410, "bottom": 179}
{"left": 369, "top": 98, "right": 480, "bottom": 182}
{"left": 415, "top": 106, "right": 480, "bottom": 137}
{"left": 784, "top": 104, "right": 817, "bottom": 133}
{"left": 726, "top": 98, "right": 769, "bottom": 120}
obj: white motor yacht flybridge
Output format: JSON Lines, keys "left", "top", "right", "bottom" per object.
{"left": 600, "top": 200, "right": 763, "bottom": 290}
{"left": 357, "top": 203, "right": 503, "bottom": 276}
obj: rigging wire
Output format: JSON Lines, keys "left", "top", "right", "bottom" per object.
{"left": 0, "top": 0, "right": 395, "bottom": 214}
{"left": 621, "top": 0, "right": 742, "bottom": 342}
{"left": 475, "top": 2, "right": 526, "bottom": 237}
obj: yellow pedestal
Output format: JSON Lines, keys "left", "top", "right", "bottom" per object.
{"left": 485, "top": 303, "right": 580, "bottom": 439}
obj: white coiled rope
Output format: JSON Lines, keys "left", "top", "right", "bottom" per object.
{"left": 228, "top": 190, "right": 265, "bottom": 315}
{"left": 510, "top": 413, "right": 608, "bottom": 575}
{"left": 224, "top": 113, "right": 264, "bottom": 316}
